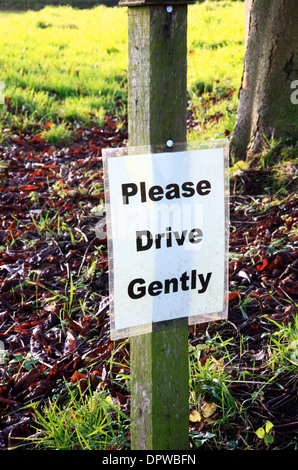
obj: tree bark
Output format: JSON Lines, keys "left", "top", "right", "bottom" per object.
{"left": 230, "top": 0, "right": 298, "bottom": 160}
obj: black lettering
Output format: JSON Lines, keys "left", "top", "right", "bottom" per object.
{"left": 173, "top": 230, "right": 187, "bottom": 246}
{"left": 196, "top": 180, "right": 211, "bottom": 196}
{"left": 164, "top": 278, "right": 179, "bottom": 294}
{"left": 189, "top": 228, "right": 203, "bottom": 244}
{"left": 122, "top": 183, "right": 137, "bottom": 205}
{"left": 140, "top": 181, "right": 146, "bottom": 202}
{"left": 136, "top": 230, "right": 153, "bottom": 252}
{"left": 155, "top": 232, "right": 165, "bottom": 249}
{"left": 149, "top": 185, "right": 164, "bottom": 201}
{"left": 181, "top": 181, "right": 195, "bottom": 197}
{"left": 165, "top": 183, "right": 180, "bottom": 200}
{"left": 180, "top": 271, "right": 190, "bottom": 291}
{"left": 128, "top": 278, "right": 146, "bottom": 299}
{"left": 122, "top": 180, "right": 212, "bottom": 205}
{"left": 148, "top": 281, "right": 163, "bottom": 296}
{"left": 127, "top": 271, "right": 212, "bottom": 300}
{"left": 198, "top": 272, "right": 212, "bottom": 293}
{"left": 166, "top": 227, "right": 172, "bottom": 247}
{"left": 191, "top": 270, "right": 196, "bottom": 289}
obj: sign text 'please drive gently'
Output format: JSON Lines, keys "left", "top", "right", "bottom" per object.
{"left": 104, "top": 146, "right": 228, "bottom": 338}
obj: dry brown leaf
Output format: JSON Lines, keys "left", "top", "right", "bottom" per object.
{"left": 189, "top": 409, "right": 202, "bottom": 423}
{"left": 202, "top": 402, "right": 217, "bottom": 418}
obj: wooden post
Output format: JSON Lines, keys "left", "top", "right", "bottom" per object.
{"left": 125, "top": 3, "right": 188, "bottom": 146}
{"left": 119, "top": 0, "right": 192, "bottom": 450}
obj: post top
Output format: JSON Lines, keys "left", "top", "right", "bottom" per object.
{"left": 119, "top": 0, "right": 194, "bottom": 6}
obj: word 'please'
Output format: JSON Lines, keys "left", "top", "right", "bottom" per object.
{"left": 122, "top": 180, "right": 211, "bottom": 205}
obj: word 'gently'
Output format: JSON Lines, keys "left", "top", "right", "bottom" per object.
{"left": 128, "top": 270, "right": 212, "bottom": 299}
{"left": 122, "top": 180, "right": 211, "bottom": 205}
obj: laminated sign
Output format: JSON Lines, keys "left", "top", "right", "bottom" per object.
{"left": 102, "top": 141, "right": 229, "bottom": 339}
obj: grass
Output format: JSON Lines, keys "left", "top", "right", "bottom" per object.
{"left": 0, "top": 2, "right": 245, "bottom": 143}
{"left": 21, "top": 312, "right": 297, "bottom": 451}
{"left": 188, "top": 315, "right": 298, "bottom": 450}
{"left": 25, "top": 381, "right": 130, "bottom": 450}
{"left": 230, "top": 142, "right": 298, "bottom": 196}
{"left": 0, "top": 5, "right": 128, "bottom": 134}
{"left": 1, "top": 1, "right": 297, "bottom": 452}
{"left": 267, "top": 315, "right": 298, "bottom": 371}
{"left": 187, "top": 1, "right": 245, "bottom": 140}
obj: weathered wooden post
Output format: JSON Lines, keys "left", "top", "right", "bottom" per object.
{"left": 118, "top": 0, "right": 193, "bottom": 450}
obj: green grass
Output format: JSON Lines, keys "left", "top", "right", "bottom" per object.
{"left": 0, "top": 1, "right": 259, "bottom": 451}
{"left": 188, "top": 314, "right": 298, "bottom": 450}
{"left": 188, "top": 2, "right": 244, "bottom": 90}
{"left": 24, "top": 312, "right": 298, "bottom": 450}
{"left": 23, "top": 381, "right": 130, "bottom": 450}
{"left": 0, "top": 5, "right": 128, "bottom": 134}
{"left": 187, "top": 1, "right": 245, "bottom": 140}
{"left": 0, "top": 2, "right": 245, "bottom": 142}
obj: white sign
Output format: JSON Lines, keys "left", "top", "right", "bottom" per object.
{"left": 103, "top": 144, "right": 228, "bottom": 339}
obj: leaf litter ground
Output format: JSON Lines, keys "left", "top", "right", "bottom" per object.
{"left": 0, "top": 116, "right": 297, "bottom": 450}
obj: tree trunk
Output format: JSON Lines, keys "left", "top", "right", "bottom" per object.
{"left": 230, "top": 0, "right": 298, "bottom": 160}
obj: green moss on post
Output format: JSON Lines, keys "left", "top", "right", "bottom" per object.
{"left": 123, "top": 3, "right": 191, "bottom": 450}
{"left": 131, "top": 319, "right": 189, "bottom": 450}
{"left": 127, "top": 5, "right": 188, "bottom": 147}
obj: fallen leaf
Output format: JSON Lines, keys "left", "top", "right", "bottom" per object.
{"left": 63, "top": 331, "right": 77, "bottom": 355}
{"left": 229, "top": 291, "right": 240, "bottom": 302}
{"left": 202, "top": 403, "right": 217, "bottom": 418}
{"left": 70, "top": 371, "right": 86, "bottom": 382}
{"left": 189, "top": 409, "right": 202, "bottom": 423}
